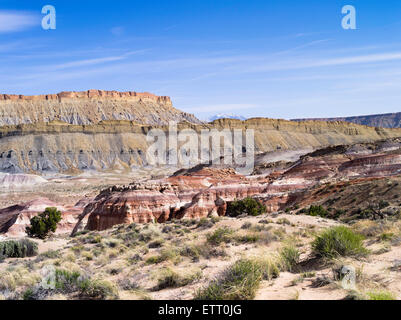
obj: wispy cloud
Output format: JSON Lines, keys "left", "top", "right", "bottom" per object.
{"left": 31, "top": 50, "right": 149, "bottom": 72}
{"left": 0, "top": 11, "right": 38, "bottom": 33}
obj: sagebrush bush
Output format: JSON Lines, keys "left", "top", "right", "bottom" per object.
{"left": 0, "top": 239, "right": 38, "bottom": 258}
{"left": 26, "top": 207, "right": 62, "bottom": 239}
{"left": 23, "top": 268, "right": 119, "bottom": 300}
{"left": 79, "top": 279, "right": 119, "bottom": 300}
{"left": 206, "top": 227, "right": 234, "bottom": 245}
{"left": 226, "top": 198, "right": 266, "bottom": 217}
{"left": 312, "top": 226, "right": 369, "bottom": 258}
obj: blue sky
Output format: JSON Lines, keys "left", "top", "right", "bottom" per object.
{"left": 1, "top": 0, "right": 401, "bottom": 120}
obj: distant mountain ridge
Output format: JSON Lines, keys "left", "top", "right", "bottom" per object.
{"left": 292, "top": 112, "right": 401, "bottom": 128}
{"left": 208, "top": 113, "right": 247, "bottom": 122}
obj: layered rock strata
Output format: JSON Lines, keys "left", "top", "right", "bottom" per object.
{"left": 79, "top": 145, "right": 401, "bottom": 231}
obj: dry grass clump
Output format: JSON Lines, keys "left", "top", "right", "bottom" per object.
{"left": 312, "top": 226, "right": 369, "bottom": 259}
{"left": 195, "top": 255, "right": 282, "bottom": 300}
{"left": 154, "top": 267, "right": 202, "bottom": 291}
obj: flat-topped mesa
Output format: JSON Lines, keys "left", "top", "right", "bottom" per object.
{"left": 0, "top": 90, "right": 172, "bottom": 104}
{"left": 0, "top": 90, "right": 200, "bottom": 126}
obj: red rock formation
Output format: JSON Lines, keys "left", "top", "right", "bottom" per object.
{"left": 81, "top": 147, "right": 401, "bottom": 232}
{"left": 0, "top": 198, "right": 84, "bottom": 237}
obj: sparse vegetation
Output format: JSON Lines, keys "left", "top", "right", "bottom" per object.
{"left": 0, "top": 239, "right": 38, "bottom": 259}
{"left": 312, "top": 226, "right": 369, "bottom": 258}
{"left": 279, "top": 244, "right": 300, "bottom": 272}
{"left": 301, "top": 205, "right": 328, "bottom": 218}
{"left": 155, "top": 268, "right": 202, "bottom": 290}
{"left": 367, "top": 290, "right": 396, "bottom": 300}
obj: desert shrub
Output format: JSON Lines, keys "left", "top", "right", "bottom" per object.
{"left": 196, "top": 218, "right": 215, "bottom": 229}
{"left": 226, "top": 198, "right": 266, "bottom": 217}
{"left": 118, "top": 278, "right": 140, "bottom": 291}
{"left": 138, "top": 225, "right": 161, "bottom": 242}
{"left": 180, "top": 243, "right": 226, "bottom": 261}
{"left": 34, "top": 249, "right": 61, "bottom": 263}
{"left": 79, "top": 279, "right": 119, "bottom": 300}
{"left": 39, "top": 250, "right": 60, "bottom": 259}
{"left": 148, "top": 239, "right": 164, "bottom": 248}
{"left": 352, "top": 220, "right": 388, "bottom": 237}
{"left": 258, "top": 257, "right": 281, "bottom": 280}
{"left": 26, "top": 207, "right": 62, "bottom": 239}
{"left": 241, "top": 222, "right": 252, "bottom": 229}
{"left": 180, "top": 244, "right": 203, "bottom": 261}
{"left": 22, "top": 268, "right": 85, "bottom": 300}
{"left": 155, "top": 268, "right": 201, "bottom": 291}
{"left": 234, "top": 233, "right": 259, "bottom": 244}
{"left": 312, "top": 226, "right": 369, "bottom": 258}
{"left": 54, "top": 269, "right": 83, "bottom": 293}
{"left": 305, "top": 205, "right": 328, "bottom": 218}
{"left": 146, "top": 247, "right": 180, "bottom": 265}
{"left": 276, "top": 218, "right": 291, "bottom": 225}
{"left": 0, "top": 239, "right": 38, "bottom": 258}
{"left": 379, "top": 232, "right": 395, "bottom": 241}
{"left": 279, "top": 244, "right": 300, "bottom": 272}
{"left": 195, "top": 259, "right": 263, "bottom": 300}
{"left": 367, "top": 290, "right": 396, "bottom": 300}
{"left": 206, "top": 227, "right": 234, "bottom": 245}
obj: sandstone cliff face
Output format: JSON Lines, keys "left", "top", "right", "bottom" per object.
{"left": 0, "top": 90, "right": 201, "bottom": 126}
{"left": 1, "top": 118, "right": 401, "bottom": 174}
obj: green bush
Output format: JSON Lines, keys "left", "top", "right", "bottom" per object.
{"left": 305, "top": 205, "right": 328, "bottom": 217}
{"left": 0, "top": 239, "right": 38, "bottom": 258}
{"left": 26, "top": 207, "right": 62, "bottom": 239}
{"left": 312, "top": 226, "right": 369, "bottom": 258}
{"left": 226, "top": 198, "right": 266, "bottom": 217}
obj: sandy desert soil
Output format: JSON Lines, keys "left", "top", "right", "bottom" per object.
{"left": 1, "top": 211, "right": 401, "bottom": 301}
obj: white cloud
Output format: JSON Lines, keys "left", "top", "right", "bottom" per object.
{"left": 0, "top": 11, "right": 38, "bottom": 33}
